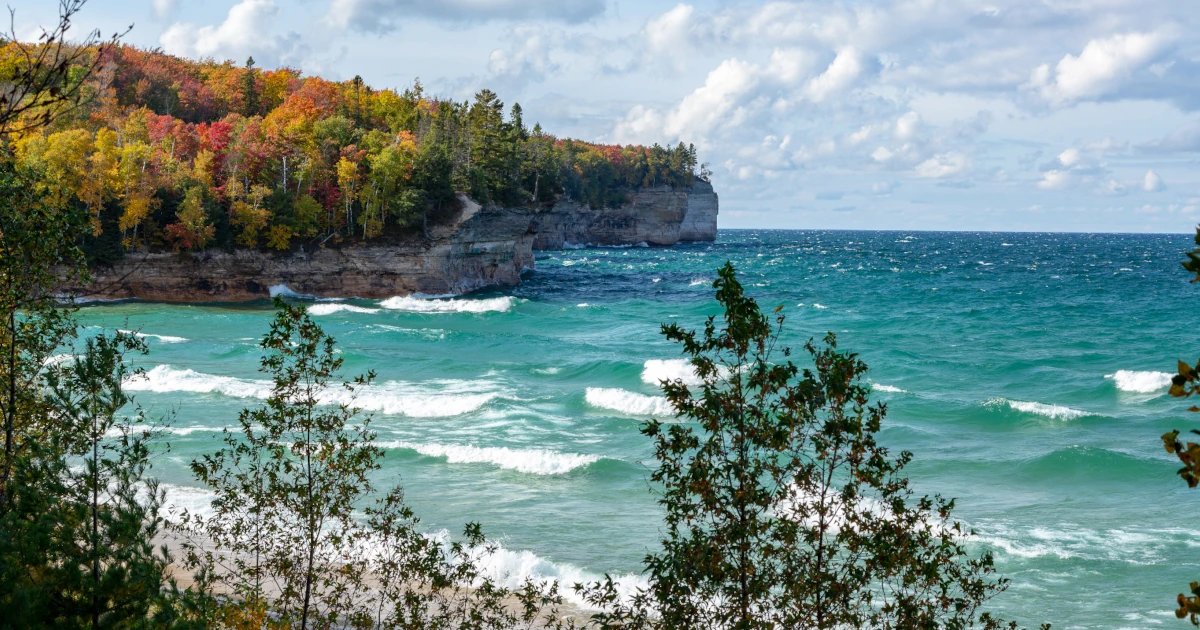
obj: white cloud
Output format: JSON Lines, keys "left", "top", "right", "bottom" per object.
{"left": 1029, "top": 30, "right": 1175, "bottom": 106}
{"left": 662, "top": 57, "right": 760, "bottom": 140}
{"left": 160, "top": 0, "right": 294, "bottom": 64}
{"left": 645, "top": 4, "right": 695, "bottom": 62}
{"left": 1144, "top": 169, "right": 1165, "bottom": 192}
{"left": 1058, "top": 147, "right": 1081, "bottom": 167}
{"left": 803, "top": 48, "right": 863, "bottom": 103}
{"left": 914, "top": 152, "right": 969, "bottom": 178}
{"left": 325, "top": 0, "right": 605, "bottom": 33}
{"left": 488, "top": 25, "right": 559, "bottom": 89}
{"left": 894, "top": 111, "right": 920, "bottom": 140}
{"left": 1037, "top": 170, "right": 1074, "bottom": 190}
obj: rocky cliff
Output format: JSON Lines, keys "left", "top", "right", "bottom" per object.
{"left": 73, "top": 182, "right": 717, "bottom": 302}
{"left": 531, "top": 180, "right": 718, "bottom": 249}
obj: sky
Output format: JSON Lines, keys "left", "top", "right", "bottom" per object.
{"left": 13, "top": 0, "right": 1200, "bottom": 232}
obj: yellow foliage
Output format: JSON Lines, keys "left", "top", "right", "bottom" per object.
{"left": 266, "top": 224, "right": 292, "bottom": 250}
{"left": 193, "top": 149, "right": 216, "bottom": 188}
{"left": 231, "top": 184, "right": 272, "bottom": 247}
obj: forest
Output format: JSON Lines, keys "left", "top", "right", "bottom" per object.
{"left": 11, "top": 45, "right": 703, "bottom": 263}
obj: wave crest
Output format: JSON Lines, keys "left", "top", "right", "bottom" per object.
{"left": 641, "top": 359, "right": 702, "bottom": 387}
{"left": 1105, "top": 370, "right": 1173, "bottom": 393}
{"left": 985, "top": 398, "right": 1093, "bottom": 420}
{"left": 586, "top": 387, "right": 676, "bottom": 416}
{"left": 125, "top": 366, "right": 498, "bottom": 418}
{"left": 308, "top": 303, "right": 381, "bottom": 316}
{"left": 381, "top": 441, "right": 600, "bottom": 475}
{"left": 379, "top": 295, "right": 517, "bottom": 313}
{"left": 119, "top": 330, "right": 188, "bottom": 343}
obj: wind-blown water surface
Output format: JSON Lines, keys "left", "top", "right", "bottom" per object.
{"left": 81, "top": 230, "right": 1200, "bottom": 628}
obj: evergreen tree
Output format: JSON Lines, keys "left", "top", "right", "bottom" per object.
{"left": 581, "top": 262, "right": 1044, "bottom": 630}
{"left": 179, "top": 299, "right": 379, "bottom": 629}
{"left": 241, "top": 57, "right": 259, "bottom": 117}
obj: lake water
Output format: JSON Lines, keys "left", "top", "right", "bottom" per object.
{"left": 79, "top": 229, "right": 1200, "bottom": 629}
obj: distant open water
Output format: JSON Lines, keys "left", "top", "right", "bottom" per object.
{"left": 78, "top": 230, "right": 1200, "bottom": 628}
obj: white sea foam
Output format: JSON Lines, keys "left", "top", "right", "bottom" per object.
{"left": 641, "top": 358, "right": 702, "bottom": 387}
{"left": 872, "top": 383, "right": 908, "bottom": 394}
{"left": 125, "top": 365, "right": 273, "bottom": 398}
{"left": 1105, "top": 370, "right": 1173, "bottom": 393}
{"left": 158, "top": 483, "right": 218, "bottom": 521}
{"left": 585, "top": 387, "right": 676, "bottom": 416}
{"left": 688, "top": 277, "right": 709, "bottom": 286}
{"left": 43, "top": 353, "right": 74, "bottom": 366}
{"left": 307, "top": 303, "right": 381, "bottom": 316}
{"left": 349, "top": 383, "right": 498, "bottom": 418}
{"left": 268, "top": 284, "right": 303, "bottom": 298}
{"left": 466, "top": 538, "right": 647, "bottom": 610}
{"left": 125, "top": 366, "right": 499, "bottom": 417}
{"left": 987, "top": 398, "right": 1091, "bottom": 420}
{"left": 380, "top": 441, "right": 600, "bottom": 475}
{"left": 379, "top": 295, "right": 517, "bottom": 313}
{"left": 119, "top": 330, "right": 188, "bottom": 343}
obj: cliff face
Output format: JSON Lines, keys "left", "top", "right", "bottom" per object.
{"left": 530, "top": 181, "right": 718, "bottom": 249}
{"left": 75, "top": 182, "right": 717, "bottom": 302}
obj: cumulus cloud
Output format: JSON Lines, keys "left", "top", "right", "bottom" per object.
{"left": 324, "top": 0, "right": 605, "bottom": 33}
{"left": 1028, "top": 30, "right": 1175, "bottom": 106}
{"left": 487, "top": 25, "right": 559, "bottom": 89}
{"left": 614, "top": 46, "right": 864, "bottom": 148}
{"left": 1037, "top": 170, "right": 1074, "bottom": 190}
{"left": 160, "top": 0, "right": 305, "bottom": 66}
{"left": 803, "top": 48, "right": 863, "bottom": 103}
{"left": 590, "top": 0, "right": 1199, "bottom": 227}
{"left": 1032, "top": 142, "right": 1119, "bottom": 192}
{"left": 914, "top": 152, "right": 969, "bottom": 179}
{"left": 1144, "top": 169, "right": 1165, "bottom": 192}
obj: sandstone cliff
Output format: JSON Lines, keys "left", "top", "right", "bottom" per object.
{"left": 531, "top": 180, "right": 718, "bottom": 249}
{"left": 73, "top": 182, "right": 717, "bottom": 303}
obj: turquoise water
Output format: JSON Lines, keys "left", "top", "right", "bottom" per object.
{"left": 79, "top": 230, "right": 1200, "bottom": 629}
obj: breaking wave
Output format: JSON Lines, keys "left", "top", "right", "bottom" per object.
{"left": 308, "top": 303, "right": 381, "bottom": 316}
{"left": 641, "top": 359, "right": 702, "bottom": 387}
{"left": 379, "top": 295, "right": 518, "bottom": 313}
{"left": 119, "top": 330, "right": 188, "bottom": 343}
{"left": 380, "top": 441, "right": 601, "bottom": 475}
{"left": 585, "top": 387, "right": 676, "bottom": 416}
{"left": 125, "top": 366, "right": 499, "bottom": 418}
{"left": 872, "top": 383, "right": 907, "bottom": 394}
{"left": 125, "top": 365, "right": 273, "bottom": 398}
{"left": 985, "top": 398, "right": 1094, "bottom": 421}
{"left": 1105, "top": 370, "right": 1173, "bottom": 393}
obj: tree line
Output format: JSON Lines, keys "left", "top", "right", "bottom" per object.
{"left": 11, "top": 44, "right": 703, "bottom": 263}
{"left": 0, "top": 3, "right": 1046, "bottom": 629}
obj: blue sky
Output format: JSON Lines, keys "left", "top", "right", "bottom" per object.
{"left": 15, "top": 0, "right": 1200, "bottom": 232}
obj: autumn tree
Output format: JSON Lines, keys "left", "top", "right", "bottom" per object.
{"left": 10, "top": 43, "right": 703, "bottom": 256}
{"left": 164, "top": 185, "right": 214, "bottom": 251}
